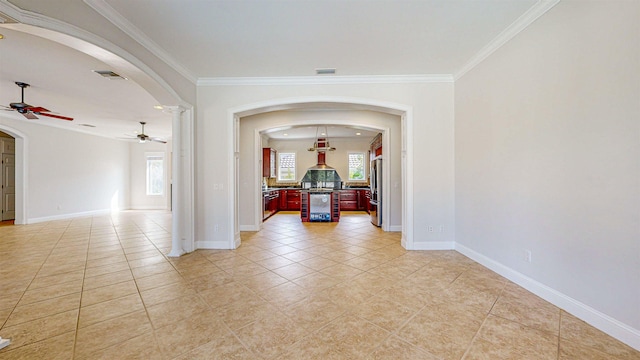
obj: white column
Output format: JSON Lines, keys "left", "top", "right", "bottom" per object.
{"left": 167, "top": 106, "right": 185, "bottom": 257}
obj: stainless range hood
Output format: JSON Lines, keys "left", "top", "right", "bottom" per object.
{"left": 300, "top": 139, "right": 342, "bottom": 190}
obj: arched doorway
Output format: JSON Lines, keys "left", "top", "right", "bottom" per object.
{"left": 229, "top": 97, "right": 415, "bottom": 250}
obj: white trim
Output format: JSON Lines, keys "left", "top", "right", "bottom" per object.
{"left": 0, "top": 1, "right": 186, "bottom": 107}
{"left": 239, "top": 225, "right": 260, "bottom": 232}
{"left": 196, "top": 240, "right": 236, "bottom": 250}
{"left": 229, "top": 96, "right": 412, "bottom": 251}
{"left": 455, "top": 243, "right": 640, "bottom": 351}
{"left": 199, "top": 74, "right": 453, "bottom": 86}
{"left": 28, "top": 208, "right": 112, "bottom": 224}
{"left": 410, "top": 241, "right": 455, "bottom": 251}
{"left": 130, "top": 206, "right": 168, "bottom": 210}
{"left": 388, "top": 225, "right": 402, "bottom": 232}
{"left": 0, "top": 124, "right": 27, "bottom": 225}
{"left": 83, "top": 0, "right": 198, "bottom": 83}
{"left": 454, "top": 0, "right": 560, "bottom": 80}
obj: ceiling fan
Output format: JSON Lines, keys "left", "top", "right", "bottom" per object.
{"left": 2, "top": 82, "right": 73, "bottom": 121}
{"left": 123, "top": 121, "right": 167, "bottom": 144}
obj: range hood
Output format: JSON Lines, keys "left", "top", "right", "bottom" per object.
{"left": 300, "top": 139, "right": 342, "bottom": 189}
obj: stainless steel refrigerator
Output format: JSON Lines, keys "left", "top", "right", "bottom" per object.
{"left": 370, "top": 157, "right": 382, "bottom": 226}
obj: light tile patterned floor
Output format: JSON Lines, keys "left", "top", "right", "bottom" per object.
{"left": 0, "top": 210, "right": 638, "bottom": 359}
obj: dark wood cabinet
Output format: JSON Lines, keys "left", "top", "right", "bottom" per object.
{"left": 262, "top": 148, "right": 277, "bottom": 178}
{"left": 340, "top": 190, "right": 358, "bottom": 211}
{"left": 370, "top": 133, "right": 382, "bottom": 159}
{"left": 279, "top": 189, "right": 301, "bottom": 211}
{"left": 357, "top": 189, "right": 371, "bottom": 212}
{"left": 300, "top": 192, "right": 309, "bottom": 222}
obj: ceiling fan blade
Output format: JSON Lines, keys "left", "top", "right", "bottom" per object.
{"left": 25, "top": 106, "right": 51, "bottom": 113}
{"left": 37, "top": 112, "right": 74, "bottom": 121}
{"left": 150, "top": 138, "right": 167, "bottom": 144}
{"left": 22, "top": 112, "right": 38, "bottom": 120}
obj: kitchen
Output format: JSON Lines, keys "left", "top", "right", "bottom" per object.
{"left": 237, "top": 108, "right": 403, "bottom": 234}
{"left": 261, "top": 129, "right": 382, "bottom": 225}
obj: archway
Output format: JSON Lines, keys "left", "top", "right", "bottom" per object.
{"left": 229, "top": 97, "right": 415, "bottom": 250}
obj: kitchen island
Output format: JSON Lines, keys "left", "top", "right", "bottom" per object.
{"left": 263, "top": 187, "right": 370, "bottom": 222}
{"left": 300, "top": 190, "right": 340, "bottom": 222}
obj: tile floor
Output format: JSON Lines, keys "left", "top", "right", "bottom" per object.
{"left": 0, "top": 210, "right": 638, "bottom": 359}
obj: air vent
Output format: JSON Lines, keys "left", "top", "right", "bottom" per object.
{"left": 315, "top": 68, "right": 336, "bottom": 75}
{"left": 92, "top": 70, "right": 127, "bottom": 80}
{"left": 0, "top": 12, "right": 18, "bottom": 24}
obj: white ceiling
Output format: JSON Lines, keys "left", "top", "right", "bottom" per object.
{"left": 0, "top": 0, "right": 540, "bottom": 140}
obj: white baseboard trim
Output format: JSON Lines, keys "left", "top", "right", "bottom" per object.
{"left": 239, "top": 224, "right": 260, "bottom": 231}
{"left": 455, "top": 243, "right": 640, "bottom": 351}
{"left": 28, "top": 209, "right": 112, "bottom": 224}
{"left": 130, "top": 206, "right": 169, "bottom": 210}
{"left": 196, "top": 240, "right": 236, "bottom": 250}
{"left": 388, "top": 225, "right": 402, "bottom": 232}
{"left": 411, "top": 241, "right": 455, "bottom": 250}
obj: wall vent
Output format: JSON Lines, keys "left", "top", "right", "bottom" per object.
{"left": 92, "top": 70, "right": 127, "bottom": 80}
{"left": 315, "top": 68, "right": 336, "bottom": 75}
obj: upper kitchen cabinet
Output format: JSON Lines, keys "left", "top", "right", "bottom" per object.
{"left": 370, "top": 133, "right": 382, "bottom": 159}
{"left": 263, "top": 148, "right": 277, "bottom": 178}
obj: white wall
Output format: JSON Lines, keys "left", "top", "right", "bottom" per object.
{"left": 455, "top": 0, "right": 639, "bottom": 345}
{"left": 129, "top": 141, "right": 171, "bottom": 210}
{"left": 196, "top": 82, "right": 454, "bottom": 249}
{"left": 0, "top": 116, "right": 131, "bottom": 222}
{"left": 238, "top": 110, "right": 402, "bottom": 229}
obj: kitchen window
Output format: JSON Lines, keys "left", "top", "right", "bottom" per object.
{"left": 348, "top": 152, "right": 365, "bottom": 181}
{"left": 278, "top": 152, "right": 296, "bottom": 181}
{"left": 146, "top": 152, "right": 164, "bottom": 196}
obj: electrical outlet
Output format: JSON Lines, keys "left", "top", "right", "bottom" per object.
{"left": 428, "top": 225, "right": 434, "bottom": 232}
{"left": 214, "top": 224, "right": 219, "bottom": 232}
{"left": 523, "top": 249, "right": 532, "bottom": 263}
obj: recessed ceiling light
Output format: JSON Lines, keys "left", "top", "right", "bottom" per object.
{"left": 321, "top": 132, "right": 326, "bottom": 136}
{"left": 283, "top": 133, "right": 288, "bottom": 136}
{"left": 153, "top": 105, "right": 163, "bottom": 110}
{"left": 356, "top": 132, "right": 361, "bottom": 136}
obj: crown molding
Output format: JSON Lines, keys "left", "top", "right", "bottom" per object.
{"left": 454, "top": 0, "right": 560, "bottom": 80}
{"left": 83, "top": 0, "right": 198, "bottom": 84}
{"left": 198, "top": 74, "right": 454, "bottom": 86}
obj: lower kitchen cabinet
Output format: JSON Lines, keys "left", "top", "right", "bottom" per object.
{"left": 279, "top": 189, "right": 301, "bottom": 211}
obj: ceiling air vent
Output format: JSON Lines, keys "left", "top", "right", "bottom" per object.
{"left": 315, "top": 68, "right": 336, "bottom": 75}
{"left": 92, "top": 70, "right": 127, "bottom": 80}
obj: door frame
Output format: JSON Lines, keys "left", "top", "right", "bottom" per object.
{"left": 0, "top": 126, "right": 26, "bottom": 224}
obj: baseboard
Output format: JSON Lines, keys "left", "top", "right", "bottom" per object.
{"left": 196, "top": 240, "right": 236, "bottom": 250}
{"left": 388, "top": 225, "right": 402, "bottom": 232}
{"left": 28, "top": 209, "right": 112, "bottom": 224}
{"left": 239, "top": 224, "right": 260, "bottom": 231}
{"left": 455, "top": 243, "right": 640, "bottom": 351}
{"left": 130, "top": 206, "right": 168, "bottom": 210}
{"left": 411, "top": 241, "right": 455, "bottom": 250}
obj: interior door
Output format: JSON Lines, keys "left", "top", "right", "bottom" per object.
{"left": 2, "top": 153, "right": 15, "bottom": 220}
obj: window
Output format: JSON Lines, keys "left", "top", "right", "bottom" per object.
{"left": 278, "top": 152, "right": 296, "bottom": 181}
{"left": 348, "top": 152, "right": 365, "bottom": 181}
{"left": 146, "top": 153, "right": 164, "bottom": 195}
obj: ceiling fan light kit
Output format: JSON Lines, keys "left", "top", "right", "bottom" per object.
{"left": 126, "top": 121, "right": 167, "bottom": 144}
